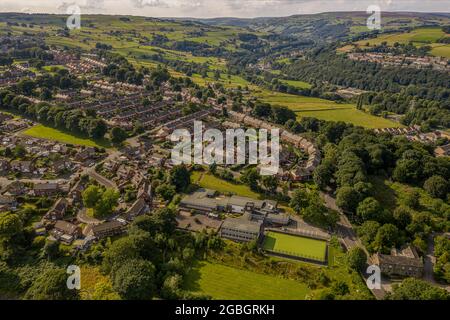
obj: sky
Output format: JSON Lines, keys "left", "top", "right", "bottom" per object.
{"left": 1, "top": 0, "right": 449, "bottom": 18}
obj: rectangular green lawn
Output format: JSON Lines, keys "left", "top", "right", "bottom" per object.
{"left": 22, "top": 124, "right": 111, "bottom": 148}
{"left": 263, "top": 232, "right": 327, "bottom": 262}
{"left": 184, "top": 261, "right": 310, "bottom": 300}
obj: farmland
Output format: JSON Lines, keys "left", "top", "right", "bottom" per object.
{"left": 184, "top": 261, "right": 311, "bottom": 300}
{"left": 254, "top": 90, "right": 402, "bottom": 128}
{"left": 354, "top": 27, "right": 450, "bottom": 58}
{"left": 263, "top": 231, "right": 328, "bottom": 262}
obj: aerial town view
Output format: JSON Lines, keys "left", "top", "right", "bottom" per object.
{"left": 0, "top": 0, "right": 449, "bottom": 312}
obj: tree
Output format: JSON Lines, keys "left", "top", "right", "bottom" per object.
{"left": 41, "top": 240, "right": 60, "bottom": 260}
{"left": 155, "top": 184, "right": 176, "bottom": 202}
{"left": 112, "top": 259, "right": 156, "bottom": 300}
{"left": 373, "top": 224, "right": 399, "bottom": 254}
{"left": 423, "top": 175, "right": 448, "bottom": 199}
{"left": 357, "top": 221, "right": 381, "bottom": 250}
{"left": 110, "top": 127, "right": 128, "bottom": 144}
{"left": 261, "top": 175, "right": 278, "bottom": 194}
{"left": 240, "top": 167, "right": 260, "bottom": 191}
{"left": 82, "top": 185, "right": 102, "bottom": 208}
{"left": 94, "top": 189, "right": 119, "bottom": 217}
{"left": 393, "top": 206, "right": 413, "bottom": 229}
{"left": 91, "top": 279, "right": 121, "bottom": 300}
{"left": 336, "top": 186, "right": 361, "bottom": 213}
{"left": 102, "top": 237, "right": 140, "bottom": 274}
{"left": 303, "top": 203, "right": 339, "bottom": 229}
{"left": 169, "top": 165, "right": 191, "bottom": 192}
{"left": 356, "top": 197, "right": 384, "bottom": 222}
{"left": 346, "top": 247, "right": 367, "bottom": 271}
{"left": 0, "top": 213, "right": 22, "bottom": 239}
{"left": 24, "top": 267, "right": 79, "bottom": 300}
{"left": 161, "top": 274, "right": 183, "bottom": 300}
{"left": 403, "top": 189, "right": 420, "bottom": 209}
{"left": 387, "top": 278, "right": 449, "bottom": 300}
{"left": 289, "top": 188, "right": 311, "bottom": 214}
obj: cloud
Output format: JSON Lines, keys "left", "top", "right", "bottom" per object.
{"left": 0, "top": 0, "right": 449, "bottom": 18}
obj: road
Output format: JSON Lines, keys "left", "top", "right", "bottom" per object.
{"left": 424, "top": 233, "right": 450, "bottom": 292}
{"left": 320, "top": 191, "right": 387, "bottom": 299}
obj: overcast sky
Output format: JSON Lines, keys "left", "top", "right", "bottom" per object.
{"left": 2, "top": 0, "right": 449, "bottom": 18}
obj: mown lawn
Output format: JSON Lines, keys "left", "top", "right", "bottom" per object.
{"left": 184, "top": 261, "right": 310, "bottom": 300}
{"left": 191, "top": 171, "right": 260, "bottom": 199}
{"left": 263, "top": 231, "right": 327, "bottom": 262}
{"left": 22, "top": 124, "right": 111, "bottom": 148}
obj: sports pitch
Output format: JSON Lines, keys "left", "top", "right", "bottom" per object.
{"left": 262, "top": 232, "right": 327, "bottom": 262}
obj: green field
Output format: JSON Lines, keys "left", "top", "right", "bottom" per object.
{"left": 354, "top": 27, "right": 450, "bottom": 58}
{"left": 255, "top": 90, "right": 402, "bottom": 129}
{"left": 184, "top": 261, "right": 310, "bottom": 300}
{"left": 263, "top": 231, "right": 327, "bottom": 262}
{"left": 192, "top": 171, "right": 260, "bottom": 198}
{"left": 23, "top": 125, "right": 111, "bottom": 148}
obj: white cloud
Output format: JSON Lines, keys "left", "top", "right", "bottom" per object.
{"left": 0, "top": 0, "right": 448, "bottom": 18}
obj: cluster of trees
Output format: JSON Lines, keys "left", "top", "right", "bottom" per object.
{"left": 290, "top": 187, "right": 339, "bottom": 229}
{"left": 102, "top": 56, "right": 144, "bottom": 85}
{"left": 91, "top": 208, "right": 220, "bottom": 300}
{"left": 82, "top": 186, "right": 120, "bottom": 218}
{"left": 304, "top": 119, "right": 449, "bottom": 254}
{"left": 433, "top": 236, "right": 450, "bottom": 284}
{"left": 387, "top": 278, "right": 449, "bottom": 300}
{"left": 0, "top": 90, "right": 108, "bottom": 140}
{"left": 153, "top": 165, "right": 191, "bottom": 202}
{"left": 250, "top": 101, "right": 297, "bottom": 125}
{"left": 284, "top": 50, "right": 450, "bottom": 128}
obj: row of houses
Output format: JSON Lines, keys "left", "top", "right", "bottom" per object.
{"left": 227, "top": 111, "right": 321, "bottom": 181}
{"left": 348, "top": 52, "right": 450, "bottom": 72}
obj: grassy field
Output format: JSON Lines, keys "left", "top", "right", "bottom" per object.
{"left": 354, "top": 27, "right": 450, "bottom": 58}
{"left": 191, "top": 171, "right": 260, "bottom": 198}
{"left": 22, "top": 124, "right": 111, "bottom": 148}
{"left": 184, "top": 261, "right": 310, "bottom": 300}
{"left": 263, "top": 231, "right": 327, "bottom": 262}
{"left": 255, "top": 90, "right": 402, "bottom": 128}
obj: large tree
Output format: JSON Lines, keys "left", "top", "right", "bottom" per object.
{"left": 112, "top": 259, "right": 156, "bottom": 300}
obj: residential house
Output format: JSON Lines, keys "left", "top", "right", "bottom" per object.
{"left": 3, "top": 181, "right": 26, "bottom": 196}
{"left": 50, "top": 220, "right": 81, "bottom": 244}
{"left": 372, "top": 246, "right": 424, "bottom": 278}
{"left": 53, "top": 159, "right": 72, "bottom": 173}
{"left": 0, "top": 158, "right": 10, "bottom": 173}
{"left": 435, "top": 144, "right": 450, "bottom": 157}
{"left": 10, "top": 160, "right": 34, "bottom": 173}
{"left": 44, "top": 198, "right": 69, "bottom": 220}
{"left": 75, "top": 147, "right": 96, "bottom": 162}
{"left": 0, "top": 195, "right": 18, "bottom": 211}
{"left": 126, "top": 198, "right": 150, "bottom": 221}
{"left": 34, "top": 183, "right": 61, "bottom": 197}
{"left": 91, "top": 221, "right": 126, "bottom": 239}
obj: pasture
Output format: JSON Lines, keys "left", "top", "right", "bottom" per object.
{"left": 184, "top": 261, "right": 310, "bottom": 300}
{"left": 262, "top": 231, "right": 327, "bottom": 262}
{"left": 255, "top": 90, "right": 402, "bottom": 128}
